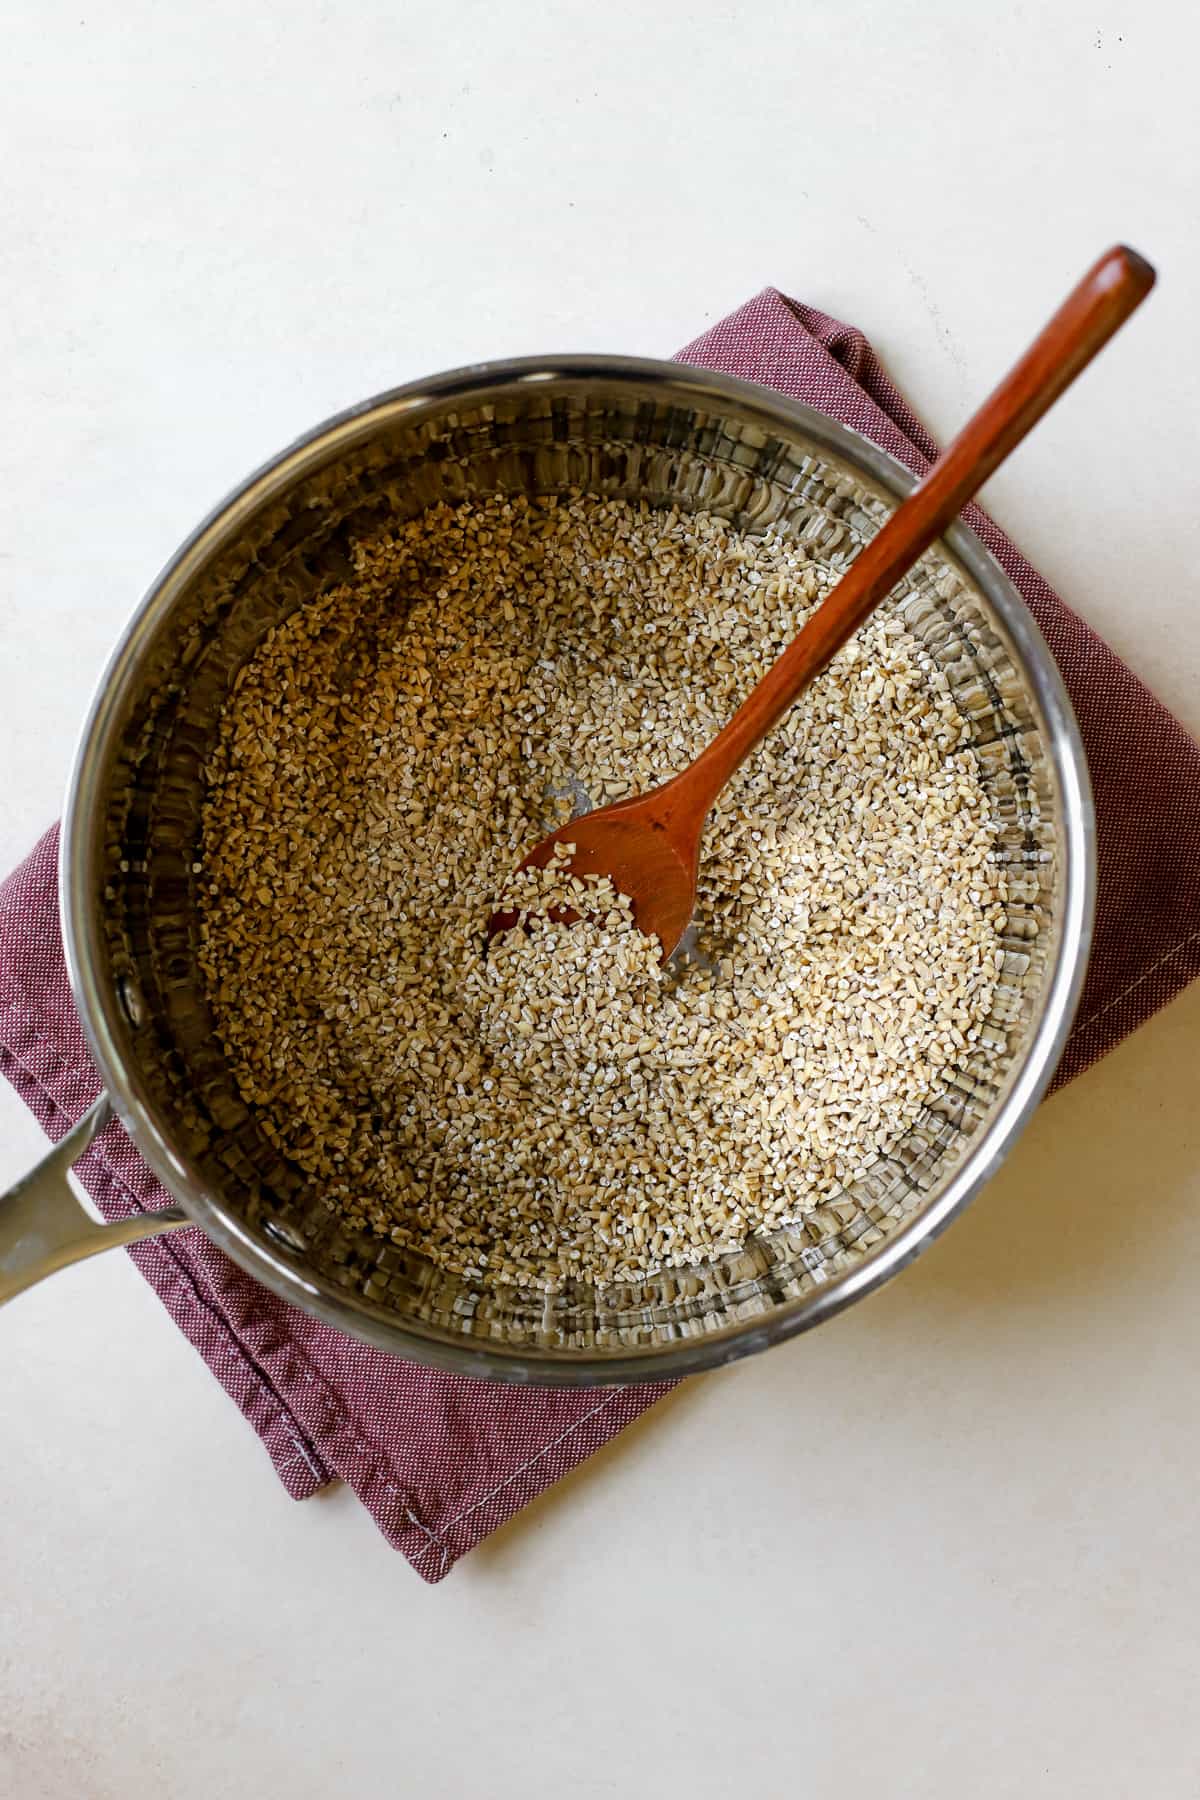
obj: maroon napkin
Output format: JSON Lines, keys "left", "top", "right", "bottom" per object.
{"left": 2, "top": 291, "right": 1198, "bottom": 1582}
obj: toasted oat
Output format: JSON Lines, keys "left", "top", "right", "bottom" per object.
{"left": 196, "top": 494, "right": 1005, "bottom": 1289}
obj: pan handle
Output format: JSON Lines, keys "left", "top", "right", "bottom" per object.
{"left": 0, "top": 1095, "right": 190, "bottom": 1305}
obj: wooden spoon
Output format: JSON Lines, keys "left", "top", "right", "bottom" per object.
{"left": 488, "top": 246, "right": 1155, "bottom": 959}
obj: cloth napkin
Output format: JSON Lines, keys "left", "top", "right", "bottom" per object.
{"left": 2, "top": 291, "right": 1198, "bottom": 1583}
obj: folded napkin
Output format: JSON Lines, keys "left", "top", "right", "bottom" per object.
{"left": 2, "top": 291, "right": 1197, "bottom": 1582}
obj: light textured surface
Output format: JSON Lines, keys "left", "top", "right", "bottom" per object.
{"left": 2, "top": 1, "right": 1199, "bottom": 1795}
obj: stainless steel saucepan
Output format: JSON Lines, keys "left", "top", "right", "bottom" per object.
{"left": 0, "top": 359, "right": 1093, "bottom": 1382}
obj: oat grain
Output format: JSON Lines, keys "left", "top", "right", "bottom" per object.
{"left": 197, "top": 494, "right": 1005, "bottom": 1289}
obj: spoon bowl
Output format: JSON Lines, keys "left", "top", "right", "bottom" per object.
{"left": 487, "top": 780, "right": 702, "bottom": 959}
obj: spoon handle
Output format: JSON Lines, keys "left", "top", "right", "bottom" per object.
{"left": 677, "top": 244, "right": 1155, "bottom": 817}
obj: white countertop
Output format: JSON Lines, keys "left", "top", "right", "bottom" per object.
{"left": 3, "top": 2, "right": 1199, "bottom": 1794}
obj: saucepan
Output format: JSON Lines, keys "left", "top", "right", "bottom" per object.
{"left": 0, "top": 359, "right": 1093, "bottom": 1382}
